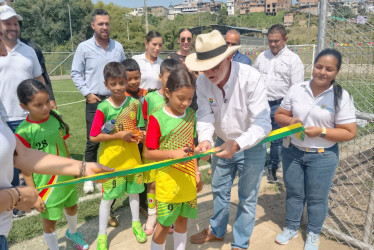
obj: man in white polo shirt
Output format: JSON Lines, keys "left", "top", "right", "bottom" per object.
{"left": 254, "top": 24, "right": 304, "bottom": 183}
{"left": 186, "top": 30, "right": 271, "bottom": 250}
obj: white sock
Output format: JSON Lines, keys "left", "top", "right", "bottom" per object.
{"left": 151, "top": 239, "right": 165, "bottom": 250}
{"left": 173, "top": 231, "right": 187, "bottom": 250}
{"left": 65, "top": 212, "right": 77, "bottom": 234}
{"left": 128, "top": 194, "right": 140, "bottom": 222}
{"left": 146, "top": 208, "right": 157, "bottom": 229}
{"left": 43, "top": 231, "right": 59, "bottom": 250}
{"left": 99, "top": 199, "right": 113, "bottom": 235}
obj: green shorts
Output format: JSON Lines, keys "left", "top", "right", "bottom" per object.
{"left": 41, "top": 189, "right": 78, "bottom": 221}
{"left": 157, "top": 199, "right": 198, "bottom": 227}
{"left": 102, "top": 173, "right": 145, "bottom": 200}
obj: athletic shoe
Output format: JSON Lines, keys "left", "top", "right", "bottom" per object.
{"left": 96, "top": 234, "right": 107, "bottom": 250}
{"left": 143, "top": 224, "right": 154, "bottom": 236}
{"left": 65, "top": 229, "right": 89, "bottom": 250}
{"left": 12, "top": 209, "right": 25, "bottom": 218}
{"left": 275, "top": 228, "right": 298, "bottom": 244}
{"left": 267, "top": 169, "right": 275, "bottom": 183}
{"left": 132, "top": 220, "right": 147, "bottom": 243}
{"left": 304, "top": 232, "right": 320, "bottom": 250}
{"left": 272, "top": 168, "right": 278, "bottom": 182}
{"left": 83, "top": 181, "right": 94, "bottom": 194}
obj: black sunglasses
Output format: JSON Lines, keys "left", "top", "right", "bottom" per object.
{"left": 181, "top": 37, "right": 192, "bottom": 43}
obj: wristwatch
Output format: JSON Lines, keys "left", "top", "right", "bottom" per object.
{"left": 320, "top": 127, "right": 327, "bottom": 138}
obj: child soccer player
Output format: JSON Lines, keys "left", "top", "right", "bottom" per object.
{"left": 142, "top": 59, "right": 183, "bottom": 235}
{"left": 122, "top": 58, "right": 148, "bottom": 104}
{"left": 145, "top": 68, "right": 203, "bottom": 250}
{"left": 15, "top": 79, "right": 88, "bottom": 250}
{"left": 89, "top": 62, "right": 147, "bottom": 249}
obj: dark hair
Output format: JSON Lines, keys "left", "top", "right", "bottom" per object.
{"left": 121, "top": 58, "right": 140, "bottom": 72}
{"left": 17, "top": 79, "right": 69, "bottom": 134}
{"left": 178, "top": 28, "right": 192, "bottom": 37}
{"left": 91, "top": 9, "right": 109, "bottom": 23}
{"left": 314, "top": 48, "right": 343, "bottom": 112}
{"left": 268, "top": 24, "right": 287, "bottom": 39}
{"left": 145, "top": 30, "right": 163, "bottom": 43}
{"left": 160, "top": 58, "right": 182, "bottom": 75}
{"left": 103, "top": 62, "right": 127, "bottom": 82}
{"left": 165, "top": 68, "right": 196, "bottom": 103}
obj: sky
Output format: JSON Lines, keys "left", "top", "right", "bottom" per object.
{"left": 91, "top": 0, "right": 214, "bottom": 8}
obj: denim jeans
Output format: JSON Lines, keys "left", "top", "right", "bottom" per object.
{"left": 282, "top": 144, "right": 339, "bottom": 234}
{"left": 268, "top": 103, "right": 282, "bottom": 170}
{"left": 85, "top": 97, "right": 107, "bottom": 162}
{"left": 7, "top": 120, "right": 23, "bottom": 187}
{"left": 210, "top": 137, "right": 266, "bottom": 249}
{"left": 0, "top": 235, "right": 9, "bottom": 250}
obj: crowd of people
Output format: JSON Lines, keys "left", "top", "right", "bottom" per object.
{"left": 0, "top": 4, "right": 357, "bottom": 250}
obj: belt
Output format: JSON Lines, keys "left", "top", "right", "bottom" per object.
{"left": 96, "top": 94, "right": 109, "bottom": 100}
{"left": 268, "top": 98, "right": 283, "bottom": 106}
{"left": 290, "top": 143, "right": 325, "bottom": 153}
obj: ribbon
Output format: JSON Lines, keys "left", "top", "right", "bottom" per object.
{"left": 37, "top": 123, "right": 304, "bottom": 190}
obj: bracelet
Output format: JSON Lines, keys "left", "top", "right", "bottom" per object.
{"left": 79, "top": 161, "right": 86, "bottom": 178}
{"left": 4, "top": 189, "right": 17, "bottom": 211}
{"left": 14, "top": 187, "right": 21, "bottom": 205}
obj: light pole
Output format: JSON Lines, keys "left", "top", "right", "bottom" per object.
{"left": 68, "top": 3, "right": 74, "bottom": 51}
{"left": 124, "top": 14, "right": 130, "bottom": 41}
{"left": 144, "top": 0, "right": 149, "bottom": 34}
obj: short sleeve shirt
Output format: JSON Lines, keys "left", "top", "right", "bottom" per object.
{"left": 142, "top": 90, "right": 166, "bottom": 120}
{"left": 0, "top": 40, "right": 42, "bottom": 121}
{"left": 145, "top": 107, "right": 197, "bottom": 203}
{"left": 132, "top": 53, "right": 163, "bottom": 90}
{"left": 281, "top": 80, "right": 356, "bottom": 148}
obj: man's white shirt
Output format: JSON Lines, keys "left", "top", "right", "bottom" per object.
{"left": 196, "top": 61, "right": 271, "bottom": 151}
{"left": 254, "top": 46, "right": 304, "bottom": 101}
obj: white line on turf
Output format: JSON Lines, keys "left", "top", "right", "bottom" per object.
{"left": 58, "top": 99, "right": 85, "bottom": 106}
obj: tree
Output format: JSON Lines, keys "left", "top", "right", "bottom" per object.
{"left": 333, "top": 6, "right": 355, "bottom": 19}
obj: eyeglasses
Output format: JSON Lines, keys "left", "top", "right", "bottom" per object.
{"left": 181, "top": 37, "right": 192, "bottom": 43}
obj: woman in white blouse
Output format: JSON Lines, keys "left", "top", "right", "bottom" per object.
{"left": 132, "top": 31, "right": 163, "bottom": 90}
{"left": 274, "top": 48, "right": 357, "bottom": 250}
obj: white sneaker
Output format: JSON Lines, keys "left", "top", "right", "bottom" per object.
{"left": 94, "top": 182, "right": 102, "bottom": 192}
{"left": 83, "top": 181, "right": 94, "bottom": 194}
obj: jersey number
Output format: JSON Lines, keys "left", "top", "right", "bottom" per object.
{"left": 36, "top": 140, "right": 48, "bottom": 150}
{"left": 112, "top": 180, "right": 117, "bottom": 188}
{"left": 168, "top": 204, "right": 174, "bottom": 213}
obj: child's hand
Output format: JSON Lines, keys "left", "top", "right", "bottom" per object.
{"left": 169, "top": 147, "right": 189, "bottom": 159}
{"left": 196, "top": 174, "right": 203, "bottom": 193}
{"left": 116, "top": 131, "right": 137, "bottom": 142}
{"left": 139, "top": 130, "right": 146, "bottom": 143}
{"left": 34, "top": 196, "right": 46, "bottom": 213}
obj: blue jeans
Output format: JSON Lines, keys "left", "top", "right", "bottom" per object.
{"left": 268, "top": 103, "right": 282, "bottom": 170}
{"left": 0, "top": 235, "right": 9, "bottom": 250}
{"left": 282, "top": 144, "right": 339, "bottom": 234}
{"left": 7, "top": 120, "right": 23, "bottom": 187}
{"left": 210, "top": 137, "right": 266, "bottom": 249}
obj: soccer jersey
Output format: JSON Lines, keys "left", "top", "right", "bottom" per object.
{"left": 15, "top": 112, "right": 74, "bottom": 207}
{"left": 125, "top": 88, "right": 148, "bottom": 105}
{"left": 90, "top": 97, "right": 145, "bottom": 170}
{"left": 145, "top": 107, "right": 197, "bottom": 203}
{"left": 142, "top": 90, "right": 166, "bottom": 120}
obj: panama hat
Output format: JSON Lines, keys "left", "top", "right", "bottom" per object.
{"left": 185, "top": 30, "right": 240, "bottom": 72}
{"left": 0, "top": 5, "right": 23, "bottom": 21}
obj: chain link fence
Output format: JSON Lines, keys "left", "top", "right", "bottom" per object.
{"left": 317, "top": 0, "right": 374, "bottom": 249}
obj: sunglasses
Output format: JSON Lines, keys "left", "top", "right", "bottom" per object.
{"left": 181, "top": 37, "right": 192, "bottom": 43}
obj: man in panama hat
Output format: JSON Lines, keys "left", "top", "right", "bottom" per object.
{"left": 186, "top": 30, "right": 271, "bottom": 250}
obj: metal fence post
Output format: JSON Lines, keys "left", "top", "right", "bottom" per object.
{"left": 316, "top": 0, "right": 327, "bottom": 54}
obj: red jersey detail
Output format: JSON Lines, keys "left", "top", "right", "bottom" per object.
{"left": 15, "top": 134, "right": 31, "bottom": 148}
{"left": 145, "top": 115, "right": 161, "bottom": 149}
{"left": 90, "top": 110, "right": 105, "bottom": 137}
{"left": 142, "top": 99, "right": 148, "bottom": 120}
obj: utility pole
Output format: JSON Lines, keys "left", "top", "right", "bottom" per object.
{"left": 124, "top": 14, "right": 130, "bottom": 41}
{"left": 307, "top": 2, "right": 311, "bottom": 44}
{"left": 144, "top": 0, "right": 149, "bottom": 34}
{"left": 68, "top": 3, "right": 74, "bottom": 51}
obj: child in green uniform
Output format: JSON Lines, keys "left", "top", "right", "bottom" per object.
{"left": 15, "top": 79, "right": 88, "bottom": 250}
{"left": 89, "top": 62, "right": 147, "bottom": 249}
{"left": 145, "top": 68, "right": 203, "bottom": 250}
{"left": 142, "top": 59, "right": 183, "bottom": 235}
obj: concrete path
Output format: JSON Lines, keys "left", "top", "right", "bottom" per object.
{"left": 11, "top": 174, "right": 351, "bottom": 250}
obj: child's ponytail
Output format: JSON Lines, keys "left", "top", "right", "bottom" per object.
{"left": 49, "top": 110, "right": 70, "bottom": 135}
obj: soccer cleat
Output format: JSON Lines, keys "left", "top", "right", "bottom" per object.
{"left": 83, "top": 181, "right": 94, "bottom": 194}
{"left": 65, "top": 229, "right": 89, "bottom": 250}
{"left": 304, "top": 231, "right": 320, "bottom": 250}
{"left": 96, "top": 234, "right": 108, "bottom": 250}
{"left": 108, "top": 215, "right": 119, "bottom": 227}
{"left": 132, "top": 220, "right": 147, "bottom": 243}
{"left": 275, "top": 227, "right": 298, "bottom": 245}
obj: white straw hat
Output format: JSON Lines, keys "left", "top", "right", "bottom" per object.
{"left": 185, "top": 30, "right": 240, "bottom": 72}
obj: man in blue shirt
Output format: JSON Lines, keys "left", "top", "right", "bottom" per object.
{"left": 225, "top": 29, "right": 252, "bottom": 66}
{"left": 71, "top": 9, "right": 126, "bottom": 194}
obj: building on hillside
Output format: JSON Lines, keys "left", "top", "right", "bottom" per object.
{"left": 283, "top": 12, "right": 294, "bottom": 27}
{"left": 239, "top": 0, "right": 265, "bottom": 14}
{"left": 129, "top": 8, "right": 144, "bottom": 16}
{"left": 151, "top": 6, "right": 168, "bottom": 16}
{"left": 298, "top": 0, "right": 319, "bottom": 15}
{"left": 356, "top": 15, "right": 368, "bottom": 24}
{"left": 227, "top": 0, "right": 235, "bottom": 15}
